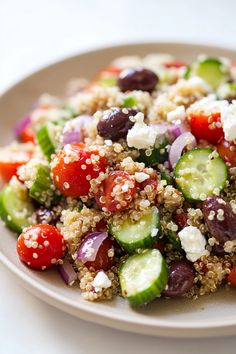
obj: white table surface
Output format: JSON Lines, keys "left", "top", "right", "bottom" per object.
{"left": 1, "top": 0, "right": 236, "bottom": 353}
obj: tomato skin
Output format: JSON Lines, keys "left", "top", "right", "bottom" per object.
{"left": 95, "top": 171, "right": 136, "bottom": 212}
{"left": 217, "top": 139, "right": 236, "bottom": 167}
{"left": 174, "top": 213, "right": 188, "bottom": 230}
{"left": 139, "top": 178, "right": 158, "bottom": 191}
{"left": 20, "top": 127, "right": 35, "bottom": 143}
{"left": 163, "top": 60, "right": 187, "bottom": 68}
{"left": 189, "top": 112, "right": 224, "bottom": 144}
{"left": 228, "top": 266, "right": 236, "bottom": 286}
{"left": 0, "top": 151, "right": 30, "bottom": 183}
{"left": 82, "top": 237, "right": 115, "bottom": 271}
{"left": 52, "top": 144, "right": 107, "bottom": 197}
{"left": 17, "top": 224, "right": 65, "bottom": 270}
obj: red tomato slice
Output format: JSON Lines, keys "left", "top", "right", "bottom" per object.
{"left": 20, "top": 127, "right": 35, "bottom": 143}
{"left": 0, "top": 150, "right": 30, "bottom": 183}
{"left": 163, "top": 60, "right": 187, "bottom": 68}
{"left": 52, "top": 144, "right": 107, "bottom": 197}
{"left": 17, "top": 224, "right": 66, "bottom": 270}
{"left": 228, "top": 266, "right": 236, "bottom": 286}
{"left": 189, "top": 112, "right": 224, "bottom": 144}
{"left": 95, "top": 171, "right": 136, "bottom": 212}
{"left": 217, "top": 139, "right": 236, "bottom": 167}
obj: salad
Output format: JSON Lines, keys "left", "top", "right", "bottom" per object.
{"left": 1, "top": 53, "right": 236, "bottom": 306}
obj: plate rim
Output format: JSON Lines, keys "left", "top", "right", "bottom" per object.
{"left": 1, "top": 41, "right": 236, "bottom": 337}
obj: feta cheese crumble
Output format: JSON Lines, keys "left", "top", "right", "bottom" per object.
{"left": 187, "top": 94, "right": 228, "bottom": 115}
{"left": 92, "top": 271, "right": 112, "bottom": 292}
{"left": 221, "top": 101, "right": 236, "bottom": 141}
{"left": 127, "top": 112, "right": 157, "bottom": 149}
{"left": 134, "top": 172, "right": 150, "bottom": 183}
{"left": 178, "top": 226, "right": 208, "bottom": 262}
{"left": 167, "top": 105, "right": 186, "bottom": 122}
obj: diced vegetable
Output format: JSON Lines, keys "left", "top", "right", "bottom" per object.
{"left": 137, "top": 136, "right": 169, "bottom": 166}
{"left": 29, "top": 165, "right": 55, "bottom": 205}
{"left": 110, "top": 207, "right": 161, "bottom": 253}
{"left": 166, "top": 230, "right": 182, "bottom": 251}
{"left": 122, "top": 96, "right": 137, "bottom": 108}
{"left": 36, "top": 123, "right": 57, "bottom": 160}
{"left": 174, "top": 148, "right": 228, "bottom": 202}
{"left": 119, "top": 249, "right": 168, "bottom": 306}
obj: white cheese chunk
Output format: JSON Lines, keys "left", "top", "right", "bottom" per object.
{"left": 92, "top": 271, "right": 112, "bottom": 292}
{"left": 134, "top": 172, "right": 150, "bottom": 183}
{"left": 187, "top": 94, "right": 228, "bottom": 115}
{"left": 167, "top": 105, "right": 186, "bottom": 122}
{"left": 178, "top": 226, "right": 207, "bottom": 262}
{"left": 221, "top": 102, "right": 236, "bottom": 141}
{"left": 127, "top": 112, "right": 157, "bottom": 149}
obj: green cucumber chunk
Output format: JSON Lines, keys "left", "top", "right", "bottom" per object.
{"left": 36, "top": 123, "right": 57, "bottom": 160}
{"left": 166, "top": 230, "right": 182, "bottom": 251}
{"left": 110, "top": 207, "right": 161, "bottom": 253}
{"left": 0, "top": 182, "right": 34, "bottom": 233}
{"left": 137, "top": 137, "right": 169, "bottom": 166}
{"left": 29, "top": 165, "right": 55, "bottom": 205}
{"left": 119, "top": 249, "right": 169, "bottom": 306}
{"left": 195, "top": 58, "right": 227, "bottom": 89}
{"left": 174, "top": 148, "right": 228, "bottom": 202}
{"left": 122, "top": 96, "right": 137, "bottom": 108}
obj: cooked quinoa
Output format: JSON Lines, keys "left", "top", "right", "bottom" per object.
{"left": 1, "top": 53, "right": 236, "bottom": 306}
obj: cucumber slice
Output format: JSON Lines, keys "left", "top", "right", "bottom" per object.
{"left": 137, "top": 137, "right": 169, "bottom": 166}
{"left": 174, "top": 148, "right": 228, "bottom": 202}
{"left": 119, "top": 249, "right": 168, "bottom": 306}
{"left": 122, "top": 96, "right": 137, "bottom": 108}
{"left": 110, "top": 207, "right": 161, "bottom": 253}
{"left": 0, "top": 182, "right": 34, "bottom": 233}
{"left": 166, "top": 230, "right": 182, "bottom": 251}
{"left": 195, "top": 58, "right": 227, "bottom": 89}
{"left": 36, "top": 123, "right": 57, "bottom": 160}
{"left": 29, "top": 165, "right": 55, "bottom": 205}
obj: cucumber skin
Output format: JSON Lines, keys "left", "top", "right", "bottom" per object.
{"left": 137, "top": 138, "right": 168, "bottom": 166}
{"left": 119, "top": 253, "right": 169, "bottom": 307}
{"left": 174, "top": 148, "right": 228, "bottom": 202}
{"left": 109, "top": 209, "right": 162, "bottom": 253}
{"left": 0, "top": 189, "right": 21, "bottom": 233}
{"left": 36, "top": 125, "right": 55, "bottom": 161}
{"left": 29, "top": 165, "right": 53, "bottom": 204}
{"left": 166, "top": 230, "right": 182, "bottom": 251}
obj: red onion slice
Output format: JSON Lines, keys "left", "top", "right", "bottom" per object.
{"left": 62, "top": 115, "right": 93, "bottom": 146}
{"left": 14, "top": 115, "right": 31, "bottom": 138}
{"left": 169, "top": 132, "right": 197, "bottom": 168}
{"left": 168, "top": 121, "right": 189, "bottom": 142}
{"left": 58, "top": 259, "right": 77, "bottom": 286}
{"left": 77, "top": 232, "right": 109, "bottom": 262}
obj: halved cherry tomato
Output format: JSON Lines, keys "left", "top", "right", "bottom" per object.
{"left": 95, "top": 219, "right": 108, "bottom": 232}
{"left": 20, "top": 126, "right": 35, "bottom": 143}
{"left": 52, "top": 144, "right": 107, "bottom": 197}
{"left": 227, "top": 266, "right": 236, "bottom": 286}
{"left": 17, "top": 224, "right": 65, "bottom": 270}
{"left": 217, "top": 139, "right": 236, "bottom": 167}
{"left": 163, "top": 60, "right": 187, "bottom": 68}
{"left": 0, "top": 150, "right": 30, "bottom": 183}
{"left": 188, "top": 112, "right": 224, "bottom": 144}
{"left": 95, "top": 171, "right": 136, "bottom": 212}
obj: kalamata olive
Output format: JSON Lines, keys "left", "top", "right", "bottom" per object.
{"left": 118, "top": 68, "right": 158, "bottom": 92}
{"left": 212, "top": 243, "right": 226, "bottom": 257}
{"left": 97, "top": 108, "right": 137, "bottom": 141}
{"left": 76, "top": 232, "right": 115, "bottom": 271}
{"left": 162, "top": 260, "right": 195, "bottom": 297}
{"left": 203, "top": 196, "right": 236, "bottom": 245}
{"left": 35, "top": 207, "right": 59, "bottom": 225}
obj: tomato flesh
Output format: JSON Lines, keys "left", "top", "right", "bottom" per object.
{"left": 217, "top": 139, "right": 236, "bottom": 167}
{"left": 52, "top": 144, "right": 107, "bottom": 197}
{"left": 95, "top": 171, "right": 136, "bottom": 212}
{"left": 20, "top": 127, "right": 35, "bottom": 143}
{"left": 189, "top": 112, "right": 224, "bottom": 144}
{"left": 228, "top": 266, "right": 236, "bottom": 286}
{"left": 82, "top": 237, "right": 115, "bottom": 271}
{"left": 163, "top": 60, "right": 187, "bottom": 68}
{"left": 0, "top": 150, "right": 30, "bottom": 183}
{"left": 17, "top": 224, "right": 65, "bottom": 270}
{"left": 174, "top": 213, "right": 188, "bottom": 230}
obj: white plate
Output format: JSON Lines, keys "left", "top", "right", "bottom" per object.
{"left": 1, "top": 42, "right": 236, "bottom": 338}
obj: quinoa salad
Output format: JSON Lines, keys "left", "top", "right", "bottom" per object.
{"left": 1, "top": 53, "right": 236, "bottom": 306}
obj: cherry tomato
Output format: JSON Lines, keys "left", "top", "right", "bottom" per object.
{"left": 217, "top": 139, "right": 236, "bottom": 167}
{"left": 95, "top": 219, "right": 108, "bottom": 232}
{"left": 20, "top": 127, "right": 35, "bottom": 143}
{"left": 95, "top": 171, "right": 136, "bottom": 212}
{"left": 52, "top": 144, "right": 107, "bottom": 197}
{"left": 139, "top": 177, "right": 158, "bottom": 191}
{"left": 0, "top": 150, "right": 30, "bottom": 183}
{"left": 17, "top": 224, "right": 65, "bottom": 270}
{"left": 227, "top": 266, "right": 236, "bottom": 286}
{"left": 174, "top": 213, "right": 188, "bottom": 230}
{"left": 189, "top": 112, "right": 224, "bottom": 144}
{"left": 163, "top": 60, "right": 187, "bottom": 68}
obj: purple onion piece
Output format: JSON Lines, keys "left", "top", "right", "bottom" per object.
{"left": 169, "top": 132, "right": 197, "bottom": 168}
{"left": 58, "top": 259, "right": 77, "bottom": 286}
{"left": 77, "top": 232, "right": 109, "bottom": 263}
{"left": 62, "top": 115, "right": 93, "bottom": 146}
{"left": 14, "top": 115, "right": 31, "bottom": 137}
{"left": 168, "top": 121, "right": 189, "bottom": 142}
